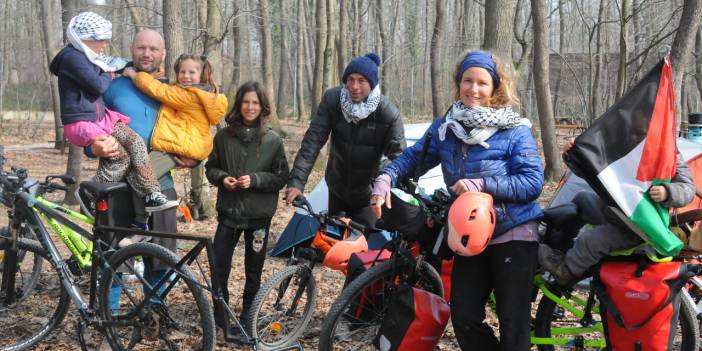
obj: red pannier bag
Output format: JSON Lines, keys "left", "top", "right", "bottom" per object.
{"left": 596, "top": 260, "right": 692, "bottom": 351}
{"left": 373, "top": 283, "right": 451, "bottom": 351}
{"left": 343, "top": 250, "right": 393, "bottom": 322}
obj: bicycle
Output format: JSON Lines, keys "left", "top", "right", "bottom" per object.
{"left": 529, "top": 198, "right": 702, "bottom": 350}
{"left": 317, "top": 187, "right": 449, "bottom": 351}
{"left": 245, "top": 195, "right": 368, "bottom": 350}
{"left": 0, "top": 150, "right": 215, "bottom": 350}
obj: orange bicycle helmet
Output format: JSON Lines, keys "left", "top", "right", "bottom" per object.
{"left": 322, "top": 230, "right": 368, "bottom": 272}
{"left": 447, "top": 192, "right": 496, "bottom": 256}
{"left": 312, "top": 231, "right": 340, "bottom": 254}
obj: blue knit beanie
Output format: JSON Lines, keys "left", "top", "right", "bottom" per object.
{"left": 342, "top": 53, "right": 381, "bottom": 89}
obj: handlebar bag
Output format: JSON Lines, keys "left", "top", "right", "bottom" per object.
{"left": 596, "top": 260, "right": 691, "bottom": 351}
{"left": 377, "top": 189, "right": 430, "bottom": 242}
{"left": 373, "top": 283, "right": 450, "bottom": 351}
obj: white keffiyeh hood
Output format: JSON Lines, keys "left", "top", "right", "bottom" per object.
{"left": 66, "top": 12, "right": 128, "bottom": 73}
{"left": 438, "top": 101, "right": 532, "bottom": 148}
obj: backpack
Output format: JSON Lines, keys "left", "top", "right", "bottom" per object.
{"left": 596, "top": 260, "right": 692, "bottom": 351}
{"left": 373, "top": 283, "right": 451, "bottom": 351}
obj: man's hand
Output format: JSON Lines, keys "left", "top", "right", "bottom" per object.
{"left": 222, "top": 176, "right": 237, "bottom": 191}
{"left": 649, "top": 185, "right": 668, "bottom": 202}
{"left": 563, "top": 138, "right": 575, "bottom": 154}
{"left": 91, "top": 135, "right": 121, "bottom": 158}
{"left": 237, "top": 175, "right": 251, "bottom": 189}
{"left": 370, "top": 194, "right": 391, "bottom": 219}
{"left": 122, "top": 67, "right": 137, "bottom": 79}
{"left": 285, "top": 187, "right": 303, "bottom": 205}
{"left": 153, "top": 66, "right": 166, "bottom": 79}
{"left": 174, "top": 156, "right": 197, "bottom": 168}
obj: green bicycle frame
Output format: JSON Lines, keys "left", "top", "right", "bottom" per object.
{"left": 530, "top": 274, "right": 606, "bottom": 348}
{"left": 34, "top": 196, "right": 94, "bottom": 268}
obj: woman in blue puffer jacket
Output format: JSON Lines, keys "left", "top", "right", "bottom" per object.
{"left": 371, "top": 50, "right": 544, "bottom": 351}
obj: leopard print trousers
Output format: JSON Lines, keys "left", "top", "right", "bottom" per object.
{"left": 94, "top": 122, "right": 160, "bottom": 198}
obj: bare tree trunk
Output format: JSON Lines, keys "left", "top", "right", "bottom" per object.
{"left": 296, "top": 0, "right": 307, "bottom": 120}
{"left": 40, "top": 0, "right": 64, "bottom": 150}
{"left": 615, "top": 0, "right": 630, "bottom": 99}
{"left": 430, "top": 0, "right": 446, "bottom": 118}
{"left": 322, "top": 0, "right": 335, "bottom": 89}
{"left": 0, "top": 0, "right": 7, "bottom": 122}
{"left": 311, "top": 0, "right": 327, "bottom": 111}
{"left": 124, "top": 0, "right": 146, "bottom": 30}
{"left": 337, "top": 0, "right": 348, "bottom": 78}
{"left": 552, "top": 0, "right": 566, "bottom": 116}
{"left": 203, "top": 0, "right": 223, "bottom": 86}
{"left": 696, "top": 28, "right": 702, "bottom": 103}
{"left": 259, "top": 0, "right": 281, "bottom": 131}
{"left": 277, "top": 6, "right": 290, "bottom": 118}
{"left": 590, "top": 0, "right": 607, "bottom": 121}
{"left": 190, "top": 0, "right": 223, "bottom": 220}
{"left": 482, "top": 0, "right": 517, "bottom": 62}
{"left": 532, "top": 0, "right": 563, "bottom": 181}
{"left": 61, "top": 0, "right": 82, "bottom": 205}
{"left": 376, "top": 0, "right": 388, "bottom": 91}
{"left": 670, "top": 0, "right": 702, "bottom": 125}
{"left": 225, "top": 3, "right": 241, "bottom": 101}
{"left": 163, "top": 0, "right": 184, "bottom": 80}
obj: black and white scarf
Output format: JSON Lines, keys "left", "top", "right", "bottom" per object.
{"left": 438, "top": 101, "right": 531, "bottom": 148}
{"left": 340, "top": 86, "right": 382, "bottom": 124}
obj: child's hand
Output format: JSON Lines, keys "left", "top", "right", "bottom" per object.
{"left": 122, "top": 67, "right": 137, "bottom": 79}
{"left": 237, "top": 175, "right": 251, "bottom": 189}
{"left": 649, "top": 185, "right": 668, "bottom": 202}
{"left": 223, "top": 176, "right": 238, "bottom": 191}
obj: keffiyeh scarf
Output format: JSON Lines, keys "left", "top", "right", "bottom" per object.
{"left": 340, "top": 85, "right": 382, "bottom": 124}
{"left": 438, "top": 101, "right": 531, "bottom": 148}
{"left": 66, "top": 12, "right": 128, "bottom": 73}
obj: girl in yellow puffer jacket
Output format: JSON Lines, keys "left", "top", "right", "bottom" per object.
{"left": 123, "top": 54, "right": 229, "bottom": 162}
{"left": 119, "top": 54, "right": 228, "bottom": 246}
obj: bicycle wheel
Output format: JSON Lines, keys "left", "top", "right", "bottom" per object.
{"left": 0, "top": 237, "right": 69, "bottom": 351}
{"left": 318, "top": 258, "right": 443, "bottom": 351}
{"left": 246, "top": 264, "right": 317, "bottom": 350}
{"left": 533, "top": 286, "right": 699, "bottom": 351}
{"left": 98, "top": 242, "right": 215, "bottom": 351}
{"left": 0, "top": 226, "right": 42, "bottom": 300}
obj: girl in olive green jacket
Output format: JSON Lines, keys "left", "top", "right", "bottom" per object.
{"left": 205, "top": 81, "right": 289, "bottom": 334}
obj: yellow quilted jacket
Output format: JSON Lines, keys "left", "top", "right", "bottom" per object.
{"left": 133, "top": 72, "right": 228, "bottom": 160}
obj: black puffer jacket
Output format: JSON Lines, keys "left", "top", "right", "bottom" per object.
{"left": 288, "top": 86, "right": 405, "bottom": 204}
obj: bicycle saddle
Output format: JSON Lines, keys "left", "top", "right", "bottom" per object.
{"left": 79, "top": 181, "right": 128, "bottom": 199}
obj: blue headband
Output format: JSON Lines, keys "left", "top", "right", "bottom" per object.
{"left": 459, "top": 51, "right": 500, "bottom": 88}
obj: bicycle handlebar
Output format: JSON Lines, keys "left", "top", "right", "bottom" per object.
{"left": 292, "top": 195, "right": 366, "bottom": 233}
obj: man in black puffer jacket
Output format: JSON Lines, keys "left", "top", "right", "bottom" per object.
{"left": 285, "top": 53, "right": 405, "bottom": 229}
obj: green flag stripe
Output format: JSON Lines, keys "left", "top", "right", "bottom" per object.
{"left": 630, "top": 191, "right": 682, "bottom": 256}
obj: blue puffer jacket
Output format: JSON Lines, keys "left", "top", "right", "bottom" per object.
{"left": 49, "top": 45, "right": 112, "bottom": 125}
{"left": 382, "top": 118, "right": 544, "bottom": 237}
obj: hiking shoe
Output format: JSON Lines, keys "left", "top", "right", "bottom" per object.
{"left": 538, "top": 244, "right": 576, "bottom": 286}
{"left": 144, "top": 192, "right": 179, "bottom": 212}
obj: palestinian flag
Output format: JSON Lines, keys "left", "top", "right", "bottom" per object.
{"left": 565, "top": 57, "right": 681, "bottom": 256}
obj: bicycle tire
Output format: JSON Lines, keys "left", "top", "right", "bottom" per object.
{"left": 246, "top": 264, "right": 317, "bottom": 350}
{"left": 98, "top": 242, "right": 215, "bottom": 351}
{"left": 0, "top": 226, "right": 42, "bottom": 300}
{"left": 0, "top": 237, "right": 70, "bottom": 351}
{"left": 318, "top": 258, "right": 443, "bottom": 351}
{"left": 533, "top": 287, "right": 699, "bottom": 351}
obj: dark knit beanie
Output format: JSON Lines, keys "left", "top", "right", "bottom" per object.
{"left": 342, "top": 53, "right": 381, "bottom": 89}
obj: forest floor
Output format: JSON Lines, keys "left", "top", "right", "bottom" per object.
{"left": 0, "top": 117, "right": 564, "bottom": 350}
